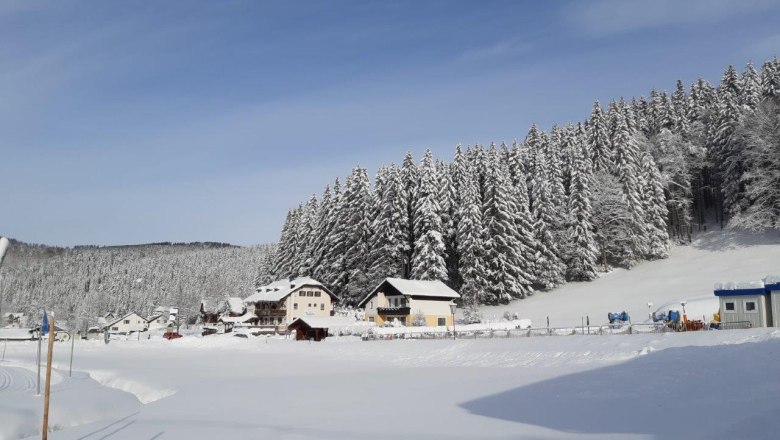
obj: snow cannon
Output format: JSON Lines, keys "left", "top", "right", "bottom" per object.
{"left": 607, "top": 311, "right": 630, "bottom": 324}
{"left": 0, "top": 236, "right": 9, "bottom": 268}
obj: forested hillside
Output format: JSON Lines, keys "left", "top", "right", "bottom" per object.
{"left": 272, "top": 58, "right": 780, "bottom": 314}
{"left": 0, "top": 240, "right": 275, "bottom": 329}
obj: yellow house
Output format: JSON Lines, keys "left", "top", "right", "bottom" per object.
{"left": 358, "top": 278, "right": 460, "bottom": 327}
{"left": 243, "top": 277, "right": 338, "bottom": 330}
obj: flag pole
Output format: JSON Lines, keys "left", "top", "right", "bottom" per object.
{"left": 36, "top": 319, "right": 42, "bottom": 396}
{"left": 42, "top": 312, "right": 55, "bottom": 440}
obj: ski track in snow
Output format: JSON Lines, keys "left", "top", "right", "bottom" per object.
{"left": 0, "top": 365, "right": 36, "bottom": 393}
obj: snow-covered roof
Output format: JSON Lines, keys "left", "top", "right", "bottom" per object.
{"left": 244, "top": 277, "right": 337, "bottom": 303}
{"left": 219, "top": 312, "right": 255, "bottom": 324}
{"left": 765, "top": 274, "right": 780, "bottom": 290}
{"left": 0, "top": 328, "right": 35, "bottom": 340}
{"left": 358, "top": 278, "right": 460, "bottom": 307}
{"left": 226, "top": 297, "right": 245, "bottom": 314}
{"left": 288, "top": 316, "right": 359, "bottom": 329}
{"left": 714, "top": 280, "right": 766, "bottom": 296}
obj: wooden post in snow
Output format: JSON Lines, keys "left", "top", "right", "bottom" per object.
{"left": 41, "top": 313, "right": 55, "bottom": 440}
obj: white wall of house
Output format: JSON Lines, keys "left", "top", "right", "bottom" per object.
{"left": 108, "top": 313, "right": 148, "bottom": 333}
{"left": 719, "top": 295, "right": 769, "bottom": 328}
{"left": 286, "top": 285, "right": 334, "bottom": 323}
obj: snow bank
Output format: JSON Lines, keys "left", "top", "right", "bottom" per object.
{"left": 88, "top": 370, "right": 175, "bottom": 404}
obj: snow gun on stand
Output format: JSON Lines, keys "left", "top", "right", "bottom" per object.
{"left": 607, "top": 311, "right": 630, "bottom": 326}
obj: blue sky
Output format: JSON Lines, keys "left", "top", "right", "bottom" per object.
{"left": 2, "top": 0, "right": 779, "bottom": 246}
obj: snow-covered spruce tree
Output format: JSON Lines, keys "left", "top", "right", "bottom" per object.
{"left": 586, "top": 101, "right": 613, "bottom": 172}
{"left": 367, "top": 165, "right": 405, "bottom": 284}
{"left": 411, "top": 150, "right": 447, "bottom": 281}
{"left": 564, "top": 123, "right": 599, "bottom": 281}
{"left": 609, "top": 107, "right": 648, "bottom": 266}
{"left": 436, "top": 158, "right": 458, "bottom": 287}
{"left": 760, "top": 58, "right": 780, "bottom": 98}
{"left": 741, "top": 61, "right": 761, "bottom": 111}
{"left": 529, "top": 145, "right": 566, "bottom": 289}
{"left": 321, "top": 178, "right": 349, "bottom": 296}
{"left": 271, "top": 208, "right": 300, "bottom": 277}
{"left": 456, "top": 163, "right": 489, "bottom": 306}
{"left": 446, "top": 145, "right": 469, "bottom": 290}
{"left": 672, "top": 80, "right": 690, "bottom": 135}
{"left": 308, "top": 184, "right": 333, "bottom": 280}
{"left": 729, "top": 97, "right": 780, "bottom": 230}
{"left": 400, "top": 151, "right": 419, "bottom": 278}
{"left": 482, "top": 147, "right": 534, "bottom": 302}
{"left": 542, "top": 131, "right": 567, "bottom": 220}
{"left": 341, "top": 167, "right": 374, "bottom": 304}
{"left": 294, "top": 194, "right": 319, "bottom": 276}
{"left": 640, "top": 153, "right": 670, "bottom": 259}
{"left": 508, "top": 151, "right": 539, "bottom": 293}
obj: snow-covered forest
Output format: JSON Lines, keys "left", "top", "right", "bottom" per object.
{"left": 272, "top": 58, "right": 780, "bottom": 311}
{"left": 0, "top": 240, "right": 275, "bottom": 329}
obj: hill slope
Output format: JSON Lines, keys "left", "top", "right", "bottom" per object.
{"left": 479, "top": 229, "right": 780, "bottom": 326}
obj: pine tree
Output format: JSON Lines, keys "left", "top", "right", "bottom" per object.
{"left": 587, "top": 101, "right": 612, "bottom": 171}
{"left": 640, "top": 153, "right": 670, "bottom": 259}
{"left": 564, "top": 123, "right": 599, "bottom": 281}
{"left": 610, "top": 108, "right": 648, "bottom": 266}
{"left": 341, "top": 167, "right": 374, "bottom": 303}
{"left": 741, "top": 61, "right": 761, "bottom": 110}
{"left": 400, "top": 152, "right": 419, "bottom": 278}
{"left": 529, "top": 146, "right": 566, "bottom": 289}
{"left": 411, "top": 150, "right": 447, "bottom": 280}
{"left": 456, "top": 166, "right": 489, "bottom": 306}
{"left": 367, "top": 165, "right": 405, "bottom": 284}
{"left": 482, "top": 147, "right": 534, "bottom": 302}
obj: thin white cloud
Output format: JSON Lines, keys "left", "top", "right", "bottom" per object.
{"left": 457, "top": 39, "right": 534, "bottom": 63}
{"left": 562, "top": 0, "right": 779, "bottom": 37}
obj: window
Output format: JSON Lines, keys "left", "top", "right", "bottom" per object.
{"left": 124, "top": 320, "right": 130, "bottom": 324}
{"left": 369, "top": 301, "right": 373, "bottom": 309}
{"left": 315, "top": 292, "right": 321, "bottom": 297}
{"left": 320, "top": 304, "right": 325, "bottom": 311}
{"left": 745, "top": 301, "right": 757, "bottom": 312}
{"left": 437, "top": 317, "right": 446, "bottom": 326}
{"left": 294, "top": 303, "right": 298, "bottom": 310}
{"left": 112, "top": 326, "right": 118, "bottom": 331}
{"left": 299, "top": 292, "right": 305, "bottom": 296}
{"left": 725, "top": 302, "right": 735, "bottom": 311}
{"left": 307, "top": 291, "right": 313, "bottom": 297}
{"left": 368, "top": 317, "right": 374, "bottom": 322}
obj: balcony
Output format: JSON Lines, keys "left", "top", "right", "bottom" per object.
{"left": 377, "top": 306, "right": 410, "bottom": 315}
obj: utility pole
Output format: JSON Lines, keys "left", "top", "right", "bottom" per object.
{"left": 42, "top": 312, "right": 55, "bottom": 440}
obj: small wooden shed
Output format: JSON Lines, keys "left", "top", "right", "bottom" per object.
{"left": 287, "top": 316, "right": 357, "bottom": 341}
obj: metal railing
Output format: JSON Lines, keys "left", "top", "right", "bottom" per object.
{"left": 360, "top": 321, "right": 698, "bottom": 341}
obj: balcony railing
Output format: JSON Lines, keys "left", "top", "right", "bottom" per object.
{"left": 377, "top": 306, "right": 410, "bottom": 315}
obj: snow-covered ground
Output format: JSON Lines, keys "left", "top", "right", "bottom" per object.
{"left": 2, "top": 229, "right": 779, "bottom": 439}
{"left": 477, "top": 229, "right": 780, "bottom": 326}
{"left": 2, "top": 329, "right": 780, "bottom": 440}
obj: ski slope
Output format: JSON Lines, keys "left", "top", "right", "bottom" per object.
{"left": 478, "top": 229, "right": 780, "bottom": 326}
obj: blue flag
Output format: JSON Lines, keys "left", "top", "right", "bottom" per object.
{"left": 42, "top": 311, "right": 49, "bottom": 335}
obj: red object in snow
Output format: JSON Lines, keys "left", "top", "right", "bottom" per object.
{"left": 163, "top": 332, "right": 183, "bottom": 340}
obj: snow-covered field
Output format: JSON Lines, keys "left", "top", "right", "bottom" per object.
{"left": 2, "top": 329, "right": 780, "bottom": 440}
{"left": 2, "top": 229, "right": 779, "bottom": 439}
